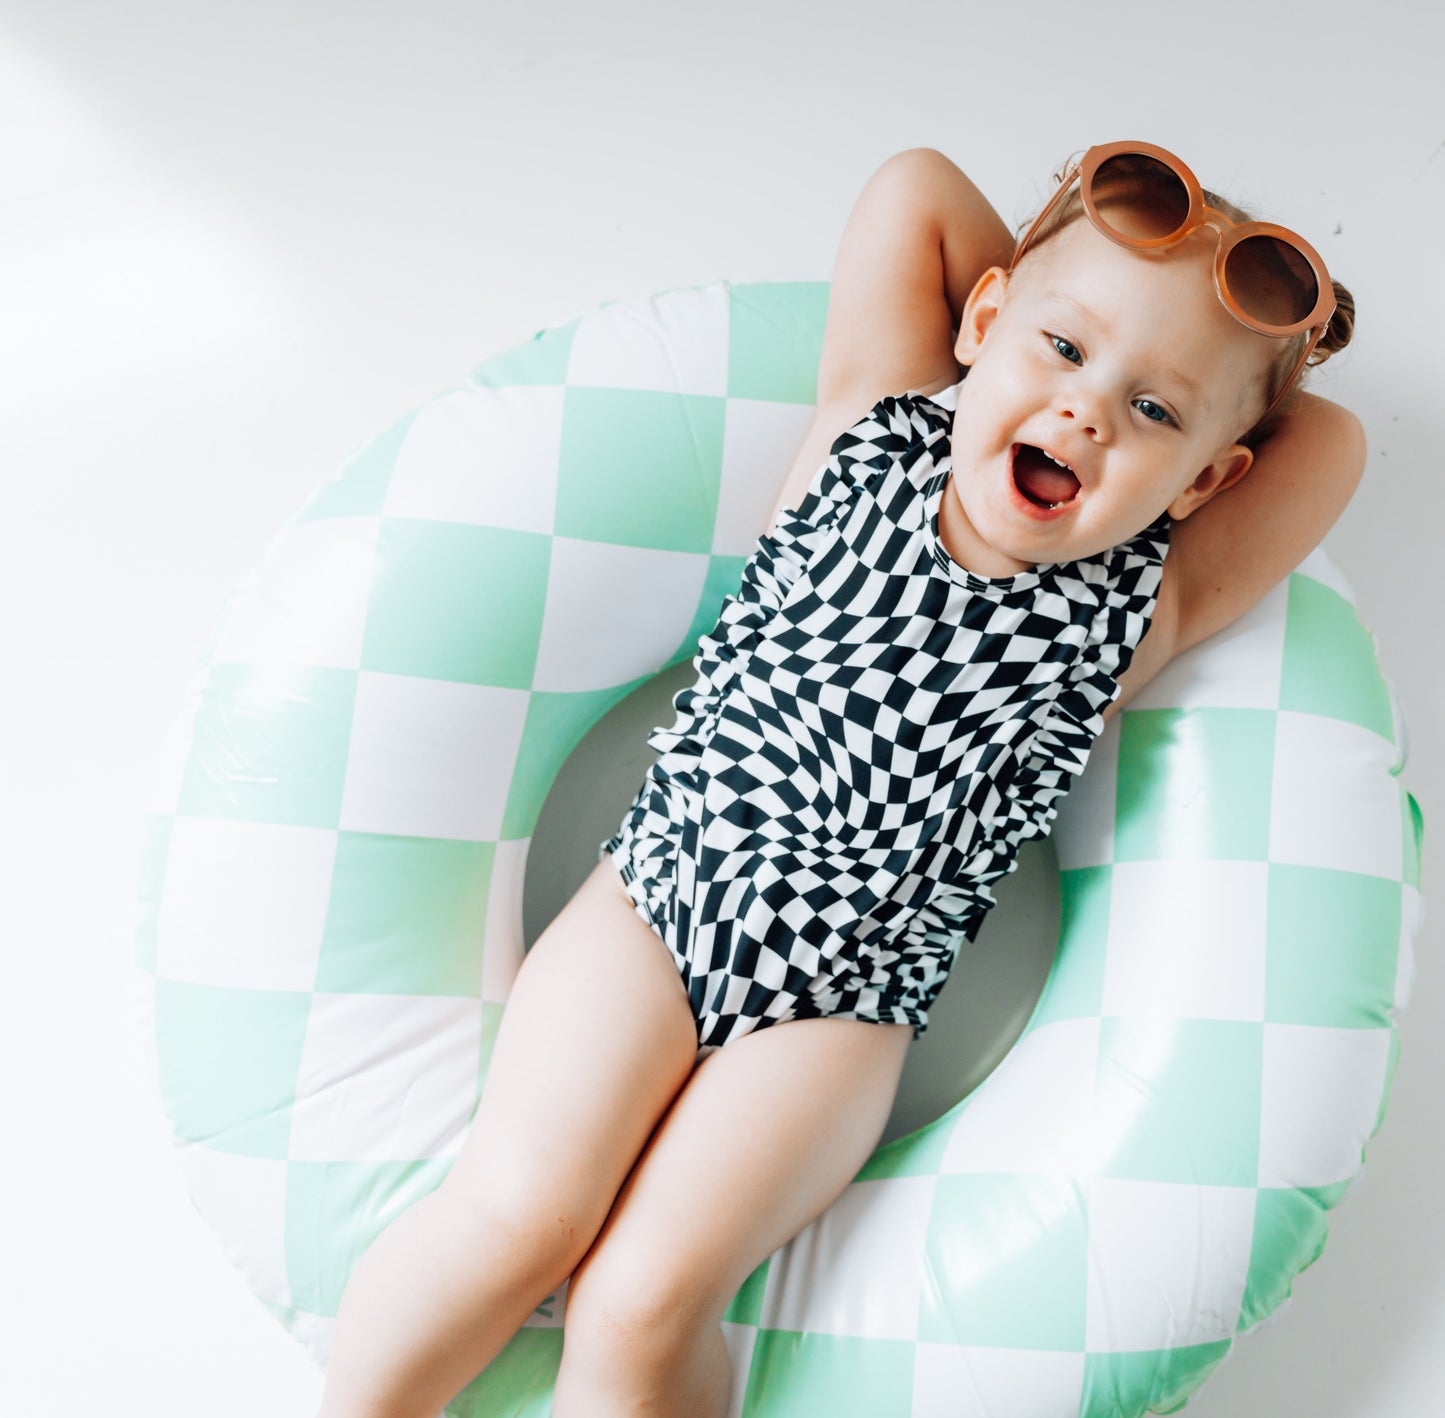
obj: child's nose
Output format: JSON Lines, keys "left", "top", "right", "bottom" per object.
{"left": 1057, "top": 395, "right": 1111, "bottom": 441}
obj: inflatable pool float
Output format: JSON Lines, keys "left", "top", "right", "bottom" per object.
{"left": 133, "top": 280, "right": 1424, "bottom": 1417}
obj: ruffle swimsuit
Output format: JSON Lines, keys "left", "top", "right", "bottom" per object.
{"left": 599, "top": 380, "right": 1170, "bottom": 1054}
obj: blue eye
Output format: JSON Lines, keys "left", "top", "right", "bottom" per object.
{"left": 1049, "top": 334, "right": 1082, "bottom": 364}
{"left": 1135, "top": 399, "right": 1175, "bottom": 426}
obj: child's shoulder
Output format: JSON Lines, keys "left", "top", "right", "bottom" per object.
{"left": 830, "top": 384, "right": 955, "bottom": 461}
{"left": 912, "top": 372, "right": 962, "bottom": 399}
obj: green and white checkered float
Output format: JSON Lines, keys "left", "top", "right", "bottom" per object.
{"left": 135, "top": 280, "right": 1425, "bottom": 1417}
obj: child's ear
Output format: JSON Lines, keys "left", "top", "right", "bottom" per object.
{"left": 953, "top": 266, "right": 1010, "bottom": 364}
{"left": 1167, "top": 444, "right": 1254, "bottom": 520}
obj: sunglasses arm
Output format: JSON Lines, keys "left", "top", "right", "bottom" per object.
{"left": 1008, "top": 160, "right": 1084, "bottom": 273}
{"left": 1257, "top": 324, "right": 1327, "bottom": 426}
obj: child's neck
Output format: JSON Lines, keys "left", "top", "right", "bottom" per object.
{"left": 937, "top": 468, "right": 1038, "bottom": 579}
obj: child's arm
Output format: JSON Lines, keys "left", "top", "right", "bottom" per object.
{"left": 768, "top": 147, "right": 1368, "bottom": 718}
{"left": 1104, "top": 390, "right": 1366, "bottom": 720}
{"left": 766, "top": 147, "right": 1012, "bottom": 534}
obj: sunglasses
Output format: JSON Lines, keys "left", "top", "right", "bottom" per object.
{"left": 1010, "top": 141, "right": 1337, "bottom": 424}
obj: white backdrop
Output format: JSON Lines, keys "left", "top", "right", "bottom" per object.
{"left": 3, "top": 1, "right": 1440, "bottom": 1413}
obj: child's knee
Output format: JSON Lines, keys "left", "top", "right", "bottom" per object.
{"left": 562, "top": 1233, "right": 729, "bottom": 1360}
{"left": 434, "top": 1161, "right": 605, "bottom": 1281}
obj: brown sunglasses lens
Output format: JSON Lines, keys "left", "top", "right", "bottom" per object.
{"left": 1223, "top": 233, "right": 1322, "bottom": 327}
{"left": 1090, "top": 152, "right": 1192, "bottom": 241}
{"left": 1090, "top": 151, "right": 1322, "bottom": 328}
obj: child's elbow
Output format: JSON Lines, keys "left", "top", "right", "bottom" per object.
{"left": 1302, "top": 392, "right": 1368, "bottom": 498}
{"left": 1336, "top": 403, "right": 1368, "bottom": 490}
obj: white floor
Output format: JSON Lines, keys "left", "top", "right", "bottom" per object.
{"left": 3, "top": 2, "right": 1441, "bottom": 1414}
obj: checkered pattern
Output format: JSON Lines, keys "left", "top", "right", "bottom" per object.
{"left": 602, "top": 387, "right": 1169, "bottom": 1052}
{"left": 132, "top": 280, "right": 1423, "bottom": 1418}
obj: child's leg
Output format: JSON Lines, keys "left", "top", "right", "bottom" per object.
{"left": 552, "top": 1013, "right": 913, "bottom": 1418}
{"left": 317, "top": 858, "right": 701, "bottom": 1418}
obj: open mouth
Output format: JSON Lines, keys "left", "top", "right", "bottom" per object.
{"left": 1011, "top": 444, "right": 1081, "bottom": 510}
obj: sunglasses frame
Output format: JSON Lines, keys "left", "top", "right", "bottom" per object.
{"left": 1010, "top": 140, "right": 1337, "bottom": 424}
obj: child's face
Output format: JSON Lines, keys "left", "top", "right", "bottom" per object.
{"left": 942, "top": 217, "right": 1274, "bottom": 577}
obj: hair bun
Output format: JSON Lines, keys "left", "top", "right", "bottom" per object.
{"left": 1309, "top": 278, "right": 1356, "bottom": 366}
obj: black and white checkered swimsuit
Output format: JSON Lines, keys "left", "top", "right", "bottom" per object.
{"left": 600, "top": 381, "right": 1170, "bottom": 1055}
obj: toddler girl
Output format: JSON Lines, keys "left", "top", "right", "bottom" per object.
{"left": 317, "top": 142, "right": 1360, "bottom": 1418}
